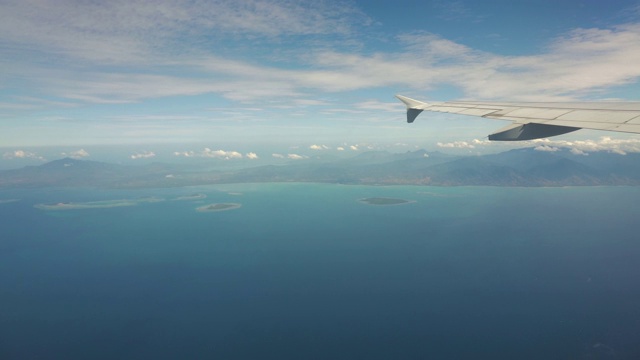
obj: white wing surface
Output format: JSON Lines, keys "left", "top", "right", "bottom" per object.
{"left": 396, "top": 95, "right": 640, "bottom": 141}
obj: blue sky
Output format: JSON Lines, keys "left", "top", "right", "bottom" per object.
{"left": 2, "top": 0, "right": 640, "bottom": 165}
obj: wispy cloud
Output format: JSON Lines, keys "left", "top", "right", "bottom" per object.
{"left": 310, "top": 24, "right": 640, "bottom": 101}
{"left": 5, "top": 0, "right": 640, "bottom": 107}
{"left": 0, "top": 0, "right": 368, "bottom": 64}
{"left": 353, "top": 100, "right": 403, "bottom": 113}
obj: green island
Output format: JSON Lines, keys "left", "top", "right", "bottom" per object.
{"left": 196, "top": 203, "right": 242, "bottom": 212}
{"left": 358, "top": 197, "right": 415, "bottom": 206}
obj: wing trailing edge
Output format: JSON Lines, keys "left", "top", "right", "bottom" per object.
{"left": 395, "top": 94, "right": 640, "bottom": 141}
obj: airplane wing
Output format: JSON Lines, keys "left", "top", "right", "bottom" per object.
{"left": 396, "top": 95, "right": 640, "bottom": 141}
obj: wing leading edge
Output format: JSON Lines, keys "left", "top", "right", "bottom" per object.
{"left": 396, "top": 95, "right": 640, "bottom": 141}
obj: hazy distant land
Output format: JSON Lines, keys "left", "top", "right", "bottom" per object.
{"left": 358, "top": 197, "right": 415, "bottom": 206}
{"left": 196, "top": 203, "right": 242, "bottom": 212}
{"left": 5, "top": 147, "right": 640, "bottom": 189}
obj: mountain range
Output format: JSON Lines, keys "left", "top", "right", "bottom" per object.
{"left": 2, "top": 148, "right": 640, "bottom": 188}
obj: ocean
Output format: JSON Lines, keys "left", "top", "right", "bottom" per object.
{"left": 1, "top": 184, "right": 639, "bottom": 359}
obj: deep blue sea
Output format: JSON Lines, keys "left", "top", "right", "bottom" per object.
{"left": 1, "top": 184, "right": 639, "bottom": 359}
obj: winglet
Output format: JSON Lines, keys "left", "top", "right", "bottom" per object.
{"left": 395, "top": 95, "right": 428, "bottom": 123}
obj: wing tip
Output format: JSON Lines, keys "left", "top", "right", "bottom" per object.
{"left": 395, "top": 95, "right": 426, "bottom": 109}
{"left": 396, "top": 95, "right": 426, "bottom": 123}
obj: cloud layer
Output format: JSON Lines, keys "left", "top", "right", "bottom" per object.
{"left": 439, "top": 136, "right": 640, "bottom": 155}
{"left": 3, "top": 0, "right": 640, "bottom": 108}
{"left": 173, "top": 148, "right": 258, "bottom": 159}
{"left": 2, "top": 150, "right": 45, "bottom": 161}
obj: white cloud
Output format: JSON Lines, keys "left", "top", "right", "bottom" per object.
{"left": 437, "top": 141, "right": 475, "bottom": 149}
{"left": 246, "top": 152, "right": 259, "bottom": 159}
{"left": 287, "top": 153, "right": 307, "bottom": 160}
{"left": 349, "top": 145, "right": 359, "bottom": 151}
{"left": 61, "top": 149, "right": 90, "bottom": 159}
{"left": 174, "top": 148, "right": 244, "bottom": 159}
{"left": 202, "top": 148, "right": 243, "bottom": 159}
{"left": 336, "top": 146, "right": 345, "bottom": 151}
{"left": 130, "top": 151, "right": 156, "bottom": 159}
{"left": 2, "top": 150, "right": 45, "bottom": 161}
{"left": 272, "top": 153, "right": 285, "bottom": 159}
{"left": 309, "top": 144, "right": 329, "bottom": 150}
{"left": 174, "top": 151, "right": 195, "bottom": 157}
{"left": 440, "top": 136, "right": 640, "bottom": 155}
{"left": 534, "top": 145, "right": 559, "bottom": 152}
{"left": 530, "top": 137, "right": 640, "bottom": 155}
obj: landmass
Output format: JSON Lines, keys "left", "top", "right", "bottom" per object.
{"left": 196, "top": 203, "right": 242, "bottom": 212}
{"left": 358, "top": 197, "right": 415, "bottom": 206}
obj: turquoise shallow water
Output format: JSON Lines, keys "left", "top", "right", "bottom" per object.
{"left": 1, "top": 184, "right": 639, "bottom": 359}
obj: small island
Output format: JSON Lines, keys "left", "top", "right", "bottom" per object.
{"left": 34, "top": 199, "right": 138, "bottom": 210}
{"left": 358, "top": 197, "right": 415, "bottom": 206}
{"left": 33, "top": 196, "right": 169, "bottom": 210}
{"left": 135, "top": 196, "right": 165, "bottom": 203}
{"left": 174, "top": 193, "right": 207, "bottom": 201}
{"left": 0, "top": 199, "right": 20, "bottom": 204}
{"left": 196, "top": 203, "right": 242, "bottom": 212}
